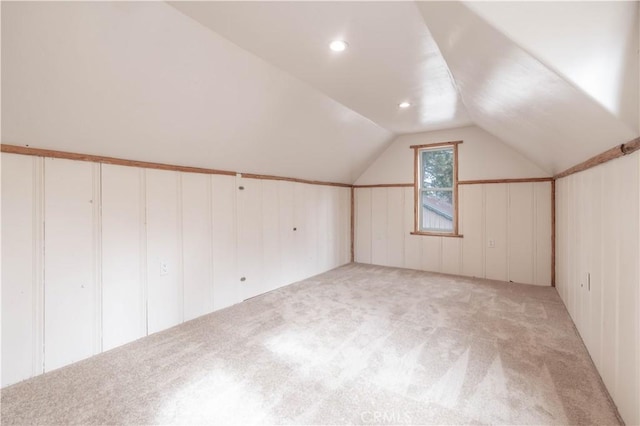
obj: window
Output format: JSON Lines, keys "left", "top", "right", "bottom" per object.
{"left": 411, "top": 141, "right": 461, "bottom": 236}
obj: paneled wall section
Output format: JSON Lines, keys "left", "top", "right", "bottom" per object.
{"left": 1, "top": 153, "right": 351, "bottom": 387}
{"left": 555, "top": 151, "right": 640, "bottom": 426}
{"left": 355, "top": 182, "right": 552, "bottom": 286}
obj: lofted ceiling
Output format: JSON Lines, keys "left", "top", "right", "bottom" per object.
{"left": 2, "top": 1, "right": 639, "bottom": 181}
{"left": 169, "top": 1, "right": 472, "bottom": 135}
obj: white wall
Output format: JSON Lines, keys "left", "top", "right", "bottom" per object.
{"left": 355, "top": 125, "right": 550, "bottom": 185}
{"left": 1, "top": 153, "right": 351, "bottom": 387}
{"left": 355, "top": 183, "right": 551, "bottom": 286}
{"left": 555, "top": 151, "right": 640, "bottom": 426}
{"left": 354, "top": 125, "right": 552, "bottom": 286}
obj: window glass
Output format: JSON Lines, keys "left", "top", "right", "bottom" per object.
{"left": 419, "top": 147, "right": 454, "bottom": 233}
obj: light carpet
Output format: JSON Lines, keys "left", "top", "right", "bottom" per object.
{"left": 1, "top": 263, "right": 621, "bottom": 425}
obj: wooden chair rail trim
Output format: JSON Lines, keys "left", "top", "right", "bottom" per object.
{"left": 1, "top": 144, "right": 238, "bottom": 176}
{"left": 241, "top": 173, "right": 351, "bottom": 188}
{"left": 554, "top": 136, "right": 640, "bottom": 180}
{"left": 458, "top": 177, "right": 553, "bottom": 185}
{"left": 1, "top": 144, "right": 350, "bottom": 188}
{"left": 352, "top": 183, "right": 414, "bottom": 188}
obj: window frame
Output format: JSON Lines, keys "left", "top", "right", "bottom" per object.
{"left": 411, "top": 141, "right": 462, "bottom": 237}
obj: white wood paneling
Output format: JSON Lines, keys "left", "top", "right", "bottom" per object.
{"left": 534, "top": 182, "right": 552, "bottom": 286}
{"left": 44, "top": 158, "right": 99, "bottom": 371}
{"left": 181, "top": 172, "right": 214, "bottom": 321}
{"left": 1, "top": 154, "right": 43, "bottom": 386}
{"left": 460, "top": 184, "right": 484, "bottom": 278}
{"left": 101, "top": 164, "right": 146, "bottom": 350}
{"left": 354, "top": 182, "right": 552, "bottom": 286}
{"left": 338, "top": 188, "right": 351, "bottom": 265}
{"left": 421, "top": 237, "right": 442, "bottom": 273}
{"left": 278, "top": 181, "right": 296, "bottom": 286}
{"left": 441, "top": 237, "right": 461, "bottom": 275}
{"left": 508, "top": 183, "right": 534, "bottom": 284}
{"left": 146, "top": 169, "right": 182, "bottom": 334}
{"left": 403, "top": 187, "right": 422, "bottom": 270}
{"left": 555, "top": 152, "right": 640, "bottom": 426}
{"left": 386, "top": 188, "right": 404, "bottom": 268}
{"left": 371, "top": 188, "right": 388, "bottom": 266}
{"left": 237, "top": 178, "right": 263, "bottom": 300}
{"left": 317, "top": 185, "right": 332, "bottom": 272}
{"left": 355, "top": 188, "right": 372, "bottom": 264}
{"left": 484, "top": 184, "right": 508, "bottom": 282}
{"left": 211, "top": 175, "right": 238, "bottom": 310}
{"left": 2, "top": 153, "right": 352, "bottom": 387}
{"left": 262, "top": 179, "right": 281, "bottom": 292}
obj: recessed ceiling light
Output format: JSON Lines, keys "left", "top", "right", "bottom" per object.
{"left": 399, "top": 102, "right": 411, "bottom": 108}
{"left": 329, "top": 40, "right": 348, "bottom": 52}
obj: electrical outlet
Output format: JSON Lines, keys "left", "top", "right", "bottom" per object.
{"left": 160, "top": 262, "right": 169, "bottom": 276}
{"left": 488, "top": 239, "right": 495, "bottom": 248}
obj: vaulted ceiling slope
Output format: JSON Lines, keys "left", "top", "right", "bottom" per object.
{"left": 465, "top": 1, "right": 639, "bottom": 132}
{"left": 1, "top": 1, "right": 393, "bottom": 184}
{"left": 2, "top": 1, "right": 638, "bottom": 182}
{"left": 170, "top": 0, "right": 638, "bottom": 175}
{"left": 168, "top": 1, "right": 472, "bottom": 135}
{"left": 416, "top": 1, "right": 638, "bottom": 174}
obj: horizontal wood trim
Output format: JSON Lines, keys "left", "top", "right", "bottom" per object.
{"left": 241, "top": 173, "right": 351, "bottom": 188}
{"left": 459, "top": 177, "right": 553, "bottom": 185}
{"left": 554, "top": 137, "right": 640, "bottom": 180}
{"left": 2, "top": 144, "right": 237, "bottom": 176}
{"left": 353, "top": 183, "right": 413, "bottom": 188}
{"left": 1, "top": 144, "right": 350, "bottom": 188}
{"left": 621, "top": 137, "right": 640, "bottom": 155}
{"left": 410, "top": 231, "right": 464, "bottom": 238}
{"left": 409, "top": 140, "right": 463, "bottom": 150}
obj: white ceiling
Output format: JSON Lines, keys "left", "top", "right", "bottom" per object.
{"left": 2, "top": 1, "right": 638, "bottom": 181}
{"left": 417, "top": 1, "right": 637, "bottom": 174}
{"left": 169, "top": 1, "right": 472, "bottom": 135}
{"left": 1, "top": 1, "right": 392, "bottom": 184}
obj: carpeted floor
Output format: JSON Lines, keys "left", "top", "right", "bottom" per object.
{"left": 1, "top": 263, "right": 621, "bottom": 425}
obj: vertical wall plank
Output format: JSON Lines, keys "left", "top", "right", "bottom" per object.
{"left": 44, "top": 158, "right": 98, "bottom": 371}
{"left": 261, "top": 179, "right": 281, "bottom": 292}
{"left": 371, "top": 187, "right": 388, "bottom": 266}
{"left": 101, "top": 164, "right": 145, "bottom": 350}
{"left": 533, "top": 182, "right": 552, "bottom": 286}
{"left": 403, "top": 187, "right": 422, "bottom": 270}
{"left": 508, "top": 183, "right": 534, "bottom": 284}
{"left": 460, "top": 184, "right": 484, "bottom": 278}
{"left": 237, "top": 177, "right": 263, "bottom": 300}
{"left": 278, "top": 181, "right": 295, "bottom": 285}
{"left": 211, "top": 175, "right": 238, "bottom": 310}
{"left": 613, "top": 155, "right": 639, "bottom": 422}
{"left": 146, "top": 169, "right": 182, "bottom": 334}
{"left": 181, "top": 172, "right": 214, "bottom": 321}
{"left": 441, "top": 237, "right": 461, "bottom": 275}
{"left": 316, "top": 185, "right": 331, "bottom": 272}
{"left": 338, "top": 187, "right": 351, "bottom": 265}
{"left": 485, "top": 184, "right": 508, "bottom": 281}
{"left": 422, "top": 237, "right": 442, "bottom": 273}
{"left": 585, "top": 168, "right": 603, "bottom": 369}
{"left": 355, "top": 188, "right": 372, "bottom": 263}
{"left": 1, "top": 154, "right": 41, "bottom": 385}
{"left": 386, "top": 188, "right": 405, "bottom": 268}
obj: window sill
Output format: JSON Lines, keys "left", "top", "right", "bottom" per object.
{"left": 410, "top": 231, "right": 463, "bottom": 238}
